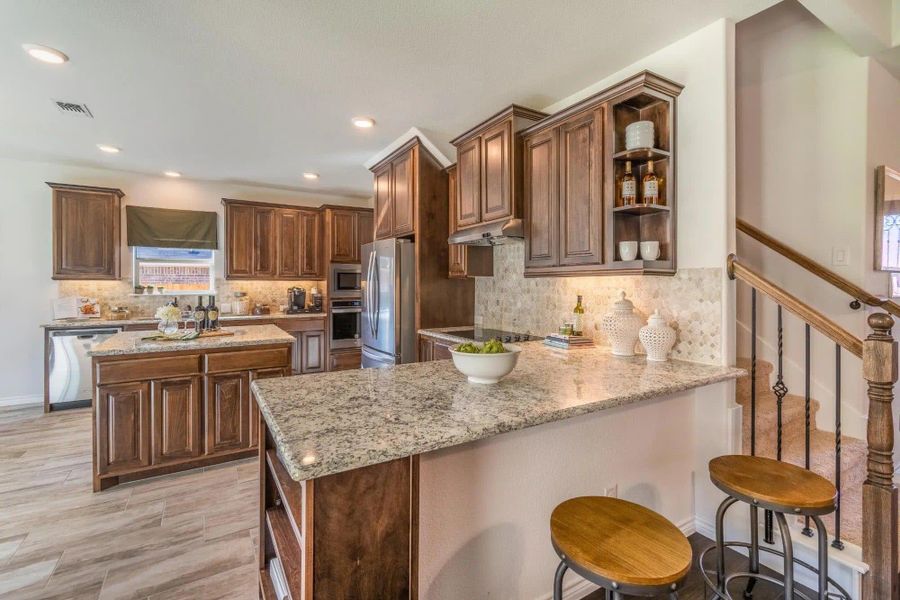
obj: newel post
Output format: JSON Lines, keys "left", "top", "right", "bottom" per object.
{"left": 862, "top": 313, "right": 899, "bottom": 600}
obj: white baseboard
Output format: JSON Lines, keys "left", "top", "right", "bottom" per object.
{"left": 0, "top": 394, "right": 42, "bottom": 408}
{"left": 535, "top": 516, "right": 698, "bottom": 600}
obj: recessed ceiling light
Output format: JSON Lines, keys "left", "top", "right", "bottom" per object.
{"left": 163, "top": 171, "right": 181, "bottom": 178}
{"left": 22, "top": 43, "right": 68, "bottom": 64}
{"left": 303, "top": 172, "right": 319, "bottom": 180}
{"left": 352, "top": 117, "right": 375, "bottom": 129}
{"left": 97, "top": 144, "right": 121, "bottom": 154}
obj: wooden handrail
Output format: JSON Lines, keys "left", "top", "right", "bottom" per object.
{"left": 728, "top": 255, "right": 863, "bottom": 358}
{"left": 736, "top": 219, "right": 900, "bottom": 319}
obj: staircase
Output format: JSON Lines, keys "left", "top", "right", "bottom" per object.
{"left": 735, "top": 357, "right": 869, "bottom": 546}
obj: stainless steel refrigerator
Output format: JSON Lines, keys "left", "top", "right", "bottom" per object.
{"left": 360, "top": 238, "right": 416, "bottom": 368}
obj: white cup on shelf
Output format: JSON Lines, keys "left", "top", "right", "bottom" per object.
{"left": 640, "top": 241, "right": 660, "bottom": 260}
{"left": 619, "top": 241, "right": 639, "bottom": 261}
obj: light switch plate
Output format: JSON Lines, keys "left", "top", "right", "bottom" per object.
{"left": 832, "top": 247, "right": 850, "bottom": 267}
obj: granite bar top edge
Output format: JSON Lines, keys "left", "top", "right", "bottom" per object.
{"left": 88, "top": 324, "right": 295, "bottom": 357}
{"left": 253, "top": 349, "right": 745, "bottom": 483}
{"left": 42, "top": 312, "right": 326, "bottom": 329}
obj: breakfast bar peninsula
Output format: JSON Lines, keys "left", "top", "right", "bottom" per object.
{"left": 252, "top": 334, "right": 744, "bottom": 599}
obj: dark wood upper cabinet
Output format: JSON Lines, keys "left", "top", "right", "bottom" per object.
{"left": 455, "top": 137, "right": 482, "bottom": 227}
{"left": 522, "top": 71, "right": 682, "bottom": 276}
{"left": 49, "top": 183, "right": 123, "bottom": 280}
{"left": 358, "top": 211, "right": 374, "bottom": 248}
{"left": 447, "top": 164, "right": 492, "bottom": 279}
{"left": 225, "top": 203, "right": 255, "bottom": 278}
{"left": 151, "top": 377, "right": 201, "bottom": 465}
{"left": 329, "top": 209, "right": 359, "bottom": 263}
{"left": 374, "top": 164, "right": 393, "bottom": 239}
{"left": 558, "top": 109, "right": 603, "bottom": 266}
{"left": 276, "top": 209, "right": 301, "bottom": 279}
{"left": 299, "top": 209, "right": 323, "bottom": 277}
{"left": 523, "top": 129, "right": 559, "bottom": 270}
{"left": 253, "top": 208, "right": 277, "bottom": 278}
{"left": 391, "top": 151, "right": 415, "bottom": 237}
{"left": 449, "top": 105, "right": 546, "bottom": 232}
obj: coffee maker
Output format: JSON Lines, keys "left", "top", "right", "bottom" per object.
{"left": 287, "top": 287, "right": 306, "bottom": 314}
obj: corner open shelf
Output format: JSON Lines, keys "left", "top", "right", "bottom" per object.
{"left": 612, "top": 203, "right": 670, "bottom": 216}
{"left": 612, "top": 147, "right": 670, "bottom": 163}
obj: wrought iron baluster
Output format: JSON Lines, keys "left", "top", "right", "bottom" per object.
{"left": 751, "top": 289, "right": 757, "bottom": 457}
{"left": 802, "top": 324, "right": 813, "bottom": 537}
{"left": 832, "top": 344, "right": 844, "bottom": 550}
{"left": 766, "top": 305, "right": 789, "bottom": 545}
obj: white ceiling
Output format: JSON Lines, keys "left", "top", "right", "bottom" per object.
{"left": 1, "top": 0, "right": 775, "bottom": 198}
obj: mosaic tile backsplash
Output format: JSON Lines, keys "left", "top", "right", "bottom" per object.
{"left": 474, "top": 242, "right": 723, "bottom": 365}
{"left": 57, "top": 279, "right": 325, "bottom": 318}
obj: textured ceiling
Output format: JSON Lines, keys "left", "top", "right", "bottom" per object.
{"left": 1, "top": 0, "right": 775, "bottom": 197}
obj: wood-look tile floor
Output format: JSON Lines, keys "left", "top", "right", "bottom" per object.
{"left": 0, "top": 406, "right": 258, "bottom": 600}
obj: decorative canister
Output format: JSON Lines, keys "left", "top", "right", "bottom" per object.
{"left": 639, "top": 310, "right": 676, "bottom": 362}
{"left": 601, "top": 291, "right": 643, "bottom": 356}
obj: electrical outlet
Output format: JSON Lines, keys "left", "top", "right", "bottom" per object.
{"left": 832, "top": 246, "right": 850, "bottom": 267}
{"left": 603, "top": 484, "right": 618, "bottom": 498}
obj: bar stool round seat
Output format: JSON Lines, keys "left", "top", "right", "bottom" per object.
{"left": 709, "top": 455, "right": 836, "bottom": 515}
{"left": 550, "top": 496, "right": 691, "bottom": 598}
{"left": 702, "top": 455, "right": 850, "bottom": 600}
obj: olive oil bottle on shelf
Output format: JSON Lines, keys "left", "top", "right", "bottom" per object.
{"left": 642, "top": 160, "right": 660, "bottom": 205}
{"left": 620, "top": 160, "right": 637, "bottom": 206}
{"left": 572, "top": 295, "right": 585, "bottom": 336}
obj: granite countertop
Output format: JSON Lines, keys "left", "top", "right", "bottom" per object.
{"left": 88, "top": 324, "right": 295, "bottom": 357}
{"left": 41, "top": 312, "right": 326, "bottom": 329}
{"left": 253, "top": 344, "right": 745, "bottom": 482}
{"left": 417, "top": 326, "right": 481, "bottom": 344}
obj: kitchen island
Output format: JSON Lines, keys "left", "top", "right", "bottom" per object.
{"left": 251, "top": 340, "right": 744, "bottom": 599}
{"left": 88, "top": 324, "right": 294, "bottom": 491}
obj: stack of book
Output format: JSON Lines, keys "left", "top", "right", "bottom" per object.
{"left": 543, "top": 333, "right": 595, "bottom": 350}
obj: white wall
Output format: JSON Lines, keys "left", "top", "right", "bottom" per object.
{"left": 735, "top": 0, "right": 900, "bottom": 439}
{"left": 0, "top": 156, "right": 370, "bottom": 403}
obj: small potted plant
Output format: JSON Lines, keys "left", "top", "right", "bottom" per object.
{"left": 134, "top": 284, "right": 145, "bottom": 295}
{"left": 155, "top": 304, "right": 182, "bottom": 335}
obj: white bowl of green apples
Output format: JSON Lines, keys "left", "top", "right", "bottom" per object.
{"left": 448, "top": 339, "right": 522, "bottom": 384}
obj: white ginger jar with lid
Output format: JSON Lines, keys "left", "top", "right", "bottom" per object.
{"left": 601, "top": 291, "right": 643, "bottom": 356}
{"left": 639, "top": 309, "right": 676, "bottom": 362}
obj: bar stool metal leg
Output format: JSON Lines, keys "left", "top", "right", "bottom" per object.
{"left": 812, "top": 515, "right": 829, "bottom": 600}
{"left": 775, "top": 512, "right": 794, "bottom": 600}
{"left": 744, "top": 504, "right": 760, "bottom": 599}
{"left": 715, "top": 496, "right": 738, "bottom": 593}
{"left": 553, "top": 560, "right": 568, "bottom": 600}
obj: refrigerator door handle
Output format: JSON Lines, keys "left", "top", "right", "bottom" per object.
{"left": 372, "top": 252, "right": 380, "bottom": 338}
{"left": 367, "top": 250, "right": 377, "bottom": 338}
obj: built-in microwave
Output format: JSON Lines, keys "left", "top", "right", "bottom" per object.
{"left": 330, "top": 299, "right": 362, "bottom": 349}
{"left": 330, "top": 263, "right": 362, "bottom": 298}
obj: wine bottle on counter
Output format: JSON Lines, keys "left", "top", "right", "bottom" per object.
{"left": 572, "top": 295, "right": 585, "bottom": 336}
{"left": 194, "top": 296, "right": 207, "bottom": 332}
{"left": 642, "top": 160, "right": 660, "bottom": 204}
{"left": 620, "top": 160, "right": 636, "bottom": 206}
{"left": 207, "top": 296, "right": 219, "bottom": 330}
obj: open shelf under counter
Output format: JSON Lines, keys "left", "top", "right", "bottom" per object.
{"left": 265, "top": 449, "right": 305, "bottom": 543}
{"left": 612, "top": 203, "right": 671, "bottom": 216}
{"left": 265, "top": 506, "right": 303, "bottom": 599}
{"left": 612, "top": 147, "right": 670, "bottom": 163}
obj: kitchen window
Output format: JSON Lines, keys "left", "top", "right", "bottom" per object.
{"left": 132, "top": 247, "right": 215, "bottom": 294}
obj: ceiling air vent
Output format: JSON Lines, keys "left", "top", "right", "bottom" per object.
{"left": 53, "top": 100, "right": 93, "bottom": 118}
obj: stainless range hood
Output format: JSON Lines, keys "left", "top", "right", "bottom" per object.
{"left": 448, "top": 218, "right": 524, "bottom": 246}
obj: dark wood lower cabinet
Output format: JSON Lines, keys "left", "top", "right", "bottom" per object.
{"left": 205, "top": 371, "right": 250, "bottom": 454}
{"left": 92, "top": 343, "right": 291, "bottom": 491}
{"left": 329, "top": 348, "right": 361, "bottom": 371}
{"left": 151, "top": 377, "right": 201, "bottom": 464}
{"left": 258, "top": 416, "right": 418, "bottom": 600}
{"left": 301, "top": 331, "right": 326, "bottom": 373}
{"left": 417, "top": 335, "right": 454, "bottom": 362}
{"left": 96, "top": 381, "right": 151, "bottom": 475}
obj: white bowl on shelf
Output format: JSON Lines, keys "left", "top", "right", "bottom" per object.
{"left": 625, "top": 120, "right": 655, "bottom": 150}
{"left": 449, "top": 343, "right": 522, "bottom": 384}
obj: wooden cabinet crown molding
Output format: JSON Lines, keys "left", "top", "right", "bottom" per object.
{"left": 521, "top": 70, "right": 683, "bottom": 137}
{"left": 47, "top": 182, "right": 125, "bottom": 198}
{"left": 449, "top": 104, "right": 548, "bottom": 146}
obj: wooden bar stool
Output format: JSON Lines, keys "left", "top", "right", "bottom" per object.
{"left": 550, "top": 496, "right": 692, "bottom": 599}
{"left": 701, "top": 455, "right": 850, "bottom": 600}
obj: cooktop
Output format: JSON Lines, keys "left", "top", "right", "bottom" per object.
{"left": 451, "top": 328, "right": 541, "bottom": 343}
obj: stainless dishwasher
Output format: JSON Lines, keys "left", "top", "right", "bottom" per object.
{"left": 48, "top": 327, "right": 122, "bottom": 410}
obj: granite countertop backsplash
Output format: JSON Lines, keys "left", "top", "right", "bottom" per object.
{"left": 253, "top": 344, "right": 744, "bottom": 482}
{"left": 41, "top": 312, "right": 326, "bottom": 329}
{"left": 88, "top": 324, "right": 295, "bottom": 357}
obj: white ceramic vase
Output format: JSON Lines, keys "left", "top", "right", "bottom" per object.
{"left": 601, "top": 291, "right": 643, "bottom": 356}
{"left": 639, "top": 310, "right": 676, "bottom": 362}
